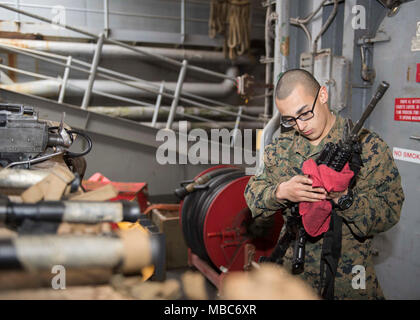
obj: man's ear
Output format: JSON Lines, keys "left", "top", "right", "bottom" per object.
{"left": 319, "top": 86, "right": 328, "bottom": 104}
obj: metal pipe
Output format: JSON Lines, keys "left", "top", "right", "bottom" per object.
{"left": 0, "top": 64, "right": 156, "bottom": 108}
{"left": 296, "top": 0, "right": 328, "bottom": 24}
{"left": 0, "top": 70, "right": 14, "bottom": 84}
{"left": 4, "top": 151, "right": 64, "bottom": 169}
{"left": 0, "top": 63, "right": 51, "bottom": 81}
{"left": 231, "top": 106, "right": 243, "bottom": 147}
{"left": 88, "top": 105, "right": 264, "bottom": 121}
{"left": 1, "top": 62, "right": 155, "bottom": 108}
{"left": 0, "top": 41, "right": 244, "bottom": 113}
{"left": 92, "top": 104, "right": 214, "bottom": 124}
{"left": 14, "top": 0, "right": 20, "bottom": 23}
{"left": 0, "top": 42, "right": 94, "bottom": 77}
{"left": 0, "top": 229, "right": 156, "bottom": 274}
{"left": 167, "top": 60, "right": 188, "bottom": 129}
{"left": 0, "top": 73, "right": 238, "bottom": 99}
{"left": 0, "top": 42, "right": 239, "bottom": 99}
{"left": 81, "top": 33, "right": 105, "bottom": 109}
{"left": 273, "top": 0, "right": 290, "bottom": 115}
{"left": 152, "top": 81, "right": 165, "bottom": 127}
{"left": 104, "top": 0, "right": 109, "bottom": 37}
{"left": 0, "top": 71, "right": 260, "bottom": 122}
{"left": 146, "top": 121, "right": 263, "bottom": 130}
{"left": 255, "top": 112, "right": 280, "bottom": 176}
{"left": 264, "top": 4, "right": 273, "bottom": 122}
{"left": 106, "top": 37, "right": 235, "bottom": 81}
{"left": 0, "top": 169, "right": 49, "bottom": 190}
{"left": 289, "top": 19, "right": 312, "bottom": 45}
{"left": 86, "top": 86, "right": 154, "bottom": 107}
{"left": 0, "top": 42, "right": 261, "bottom": 122}
{"left": 58, "top": 55, "right": 72, "bottom": 103}
{"left": 311, "top": 0, "right": 339, "bottom": 74}
{"left": 0, "top": 39, "right": 252, "bottom": 64}
{"left": 0, "top": 3, "right": 236, "bottom": 81}
{"left": 181, "top": 0, "right": 186, "bottom": 44}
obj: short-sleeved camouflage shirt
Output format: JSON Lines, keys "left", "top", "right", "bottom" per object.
{"left": 244, "top": 113, "right": 404, "bottom": 299}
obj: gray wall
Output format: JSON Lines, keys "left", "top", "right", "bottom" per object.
{"left": 367, "top": 2, "right": 420, "bottom": 299}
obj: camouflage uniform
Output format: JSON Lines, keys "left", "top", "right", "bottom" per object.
{"left": 244, "top": 113, "right": 404, "bottom": 300}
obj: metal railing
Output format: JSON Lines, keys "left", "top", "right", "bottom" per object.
{"left": 0, "top": 3, "right": 264, "bottom": 130}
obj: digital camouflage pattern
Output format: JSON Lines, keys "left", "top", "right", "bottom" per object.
{"left": 244, "top": 113, "right": 404, "bottom": 300}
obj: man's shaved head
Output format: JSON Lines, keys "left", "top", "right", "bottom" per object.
{"left": 274, "top": 68, "right": 335, "bottom": 146}
{"left": 275, "top": 69, "right": 320, "bottom": 100}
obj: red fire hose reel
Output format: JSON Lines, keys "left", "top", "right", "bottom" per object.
{"left": 178, "top": 165, "right": 283, "bottom": 289}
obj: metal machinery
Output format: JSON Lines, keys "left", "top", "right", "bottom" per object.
{"left": 177, "top": 165, "right": 283, "bottom": 289}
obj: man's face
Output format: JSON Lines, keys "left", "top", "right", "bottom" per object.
{"left": 275, "top": 85, "right": 330, "bottom": 142}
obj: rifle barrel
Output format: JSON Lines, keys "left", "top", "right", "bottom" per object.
{"left": 351, "top": 81, "right": 390, "bottom": 137}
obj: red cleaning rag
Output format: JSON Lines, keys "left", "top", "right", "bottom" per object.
{"left": 298, "top": 159, "right": 354, "bottom": 237}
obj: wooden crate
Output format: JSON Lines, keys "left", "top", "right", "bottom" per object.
{"left": 151, "top": 208, "right": 188, "bottom": 269}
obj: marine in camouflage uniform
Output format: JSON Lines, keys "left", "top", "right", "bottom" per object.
{"left": 244, "top": 112, "right": 404, "bottom": 299}
{"left": 244, "top": 68, "right": 404, "bottom": 300}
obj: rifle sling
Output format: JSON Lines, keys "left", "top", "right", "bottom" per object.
{"left": 319, "top": 210, "right": 343, "bottom": 300}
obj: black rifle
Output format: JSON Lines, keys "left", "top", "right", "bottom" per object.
{"left": 316, "top": 81, "right": 390, "bottom": 171}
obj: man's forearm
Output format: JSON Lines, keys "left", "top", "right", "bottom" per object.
{"left": 244, "top": 179, "right": 288, "bottom": 218}
{"left": 336, "top": 185, "right": 403, "bottom": 238}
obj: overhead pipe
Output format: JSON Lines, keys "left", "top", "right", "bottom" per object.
{"left": 0, "top": 68, "right": 239, "bottom": 99}
{"left": 0, "top": 41, "right": 261, "bottom": 122}
{"left": 87, "top": 105, "right": 264, "bottom": 121}
{"left": 143, "top": 121, "right": 264, "bottom": 130}
{"left": 0, "top": 56, "right": 261, "bottom": 122}
{"left": 0, "top": 39, "right": 253, "bottom": 65}
{"left": 0, "top": 3, "right": 245, "bottom": 81}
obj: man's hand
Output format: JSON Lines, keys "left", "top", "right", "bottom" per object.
{"left": 326, "top": 189, "right": 348, "bottom": 204}
{"left": 276, "top": 175, "right": 327, "bottom": 203}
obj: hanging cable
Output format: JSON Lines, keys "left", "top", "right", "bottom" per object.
{"left": 289, "top": 0, "right": 328, "bottom": 48}
{"left": 209, "top": 0, "right": 251, "bottom": 60}
{"left": 209, "top": 0, "right": 228, "bottom": 39}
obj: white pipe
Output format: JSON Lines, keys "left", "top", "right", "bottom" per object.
{"left": 0, "top": 68, "right": 239, "bottom": 99}
{"left": 143, "top": 121, "right": 263, "bottom": 130}
{"left": 87, "top": 105, "right": 264, "bottom": 121}
{"left": 273, "top": 0, "right": 290, "bottom": 115}
{"left": 0, "top": 39, "right": 252, "bottom": 64}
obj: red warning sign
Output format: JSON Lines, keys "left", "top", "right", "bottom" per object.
{"left": 417, "top": 64, "right": 420, "bottom": 83}
{"left": 394, "top": 98, "right": 420, "bottom": 122}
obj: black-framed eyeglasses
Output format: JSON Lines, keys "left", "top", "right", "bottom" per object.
{"left": 280, "top": 87, "right": 320, "bottom": 128}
